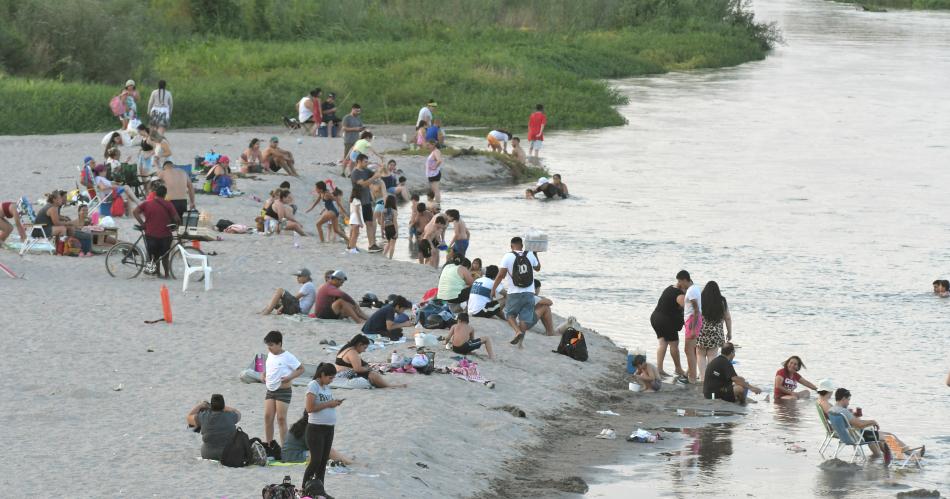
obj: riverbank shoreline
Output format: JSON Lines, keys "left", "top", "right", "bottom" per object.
{"left": 0, "top": 126, "right": 626, "bottom": 498}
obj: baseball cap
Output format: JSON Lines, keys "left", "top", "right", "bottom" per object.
{"left": 427, "top": 100, "right": 438, "bottom": 107}
{"left": 270, "top": 136, "right": 279, "bottom": 143}
{"left": 330, "top": 270, "right": 348, "bottom": 281}
{"left": 292, "top": 268, "right": 312, "bottom": 278}
{"left": 817, "top": 378, "right": 836, "bottom": 393}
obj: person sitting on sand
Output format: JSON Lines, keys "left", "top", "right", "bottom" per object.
{"left": 0, "top": 198, "right": 27, "bottom": 243}
{"left": 468, "top": 265, "right": 504, "bottom": 319}
{"left": 283, "top": 410, "right": 353, "bottom": 466}
{"left": 509, "top": 136, "right": 527, "bottom": 163}
{"left": 419, "top": 214, "right": 447, "bottom": 268}
{"left": 94, "top": 163, "right": 141, "bottom": 216}
{"left": 205, "top": 156, "right": 234, "bottom": 194}
{"left": 486, "top": 129, "right": 512, "bottom": 153}
{"left": 532, "top": 279, "right": 556, "bottom": 336}
{"left": 773, "top": 355, "right": 818, "bottom": 401}
{"left": 34, "top": 190, "right": 94, "bottom": 257}
{"left": 631, "top": 354, "right": 661, "bottom": 392}
{"left": 240, "top": 138, "right": 264, "bottom": 173}
{"left": 314, "top": 270, "right": 368, "bottom": 323}
{"left": 262, "top": 136, "right": 299, "bottom": 177}
{"left": 933, "top": 279, "right": 949, "bottom": 297}
{"left": 361, "top": 295, "right": 414, "bottom": 340}
{"left": 260, "top": 268, "right": 317, "bottom": 316}
{"left": 437, "top": 256, "right": 474, "bottom": 304}
{"left": 265, "top": 189, "right": 306, "bottom": 236}
{"left": 335, "top": 334, "right": 407, "bottom": 388}
{"left": 445, "top": 313, "right": 495, "bottom": 359}
{"left": 702, "top": 343, "right": 763, "bottom": 404}
{"left": 186, "top": 394, "right": 241, "bottom": 461}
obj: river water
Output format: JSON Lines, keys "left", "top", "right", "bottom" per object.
{"left": 428, "top": 0, "right": 950, "bottom": 496}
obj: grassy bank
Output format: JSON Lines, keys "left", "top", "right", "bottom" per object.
{"left": 0, "top": 0, "right": 779, "bottom": 135}
{"left": 831, "top": 0, "right": 950, "bottom": 9}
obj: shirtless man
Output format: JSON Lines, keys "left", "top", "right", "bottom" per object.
{"left": 262, "top": 137, "right": 299, "bottom": 177}
{"left": 156, "top": 160, "right": 195, "bottom": 219}
{"left": 445, "top": 313, "right": 495, "bottom": 360}
{"left": 444, "top": 209, "right": 470, "bottom": 259}
{"left": 509, "top": 137, "right": 527, "bottom": 164}
{"left": 411, "top": 203, "right": 433, "bottom": 264}
{"left": 419, "top": 215, "right": 447, "bottom": 268}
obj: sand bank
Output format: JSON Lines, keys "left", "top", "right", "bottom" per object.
{"left": 0, "top": 126, "right": 625, "bottom": 498}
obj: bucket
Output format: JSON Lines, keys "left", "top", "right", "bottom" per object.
{"left": 415, "top": 333, "right": 427, "bottom": 348}
{"left": 523, "top": 229, "right": 548, "bottom": 252}
{"left": 626, "top": 354, "right": 636, "bottom": 374}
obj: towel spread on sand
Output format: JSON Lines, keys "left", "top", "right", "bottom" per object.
{"left": 449, "top": 360, "right": 491, "bottom": 384}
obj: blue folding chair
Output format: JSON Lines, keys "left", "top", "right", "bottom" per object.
{"left": 828, "top": 411, "right": 881, "bottom": 464}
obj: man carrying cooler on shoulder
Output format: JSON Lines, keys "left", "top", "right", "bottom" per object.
{"left": 491, "top": 236, "right": 541, "bottom": 348}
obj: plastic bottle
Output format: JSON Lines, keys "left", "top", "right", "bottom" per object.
{"left": 255, "top": 354, "right": 264, "bottom": 373}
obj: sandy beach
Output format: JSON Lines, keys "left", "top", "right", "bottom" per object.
{"left": 0, "top": 127, "right": 626, "bottom": 498}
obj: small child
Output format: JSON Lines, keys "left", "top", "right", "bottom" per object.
{"left": 262, "top": 330, "right": 305, "bottom": 451}
{"left": 632, "top": 354, "right": 661, "bottom": 392}
{"left": 445, "top": 313, "right": 495, "bottom": 360}
{"left": 444, "top": 209, "right": 470, "bottom": 258}
{"left": 419, "top": 215, "right": 446, "bottom": 268}
{"left": 426, "top": 190, "right": 439, "bottom": 214}
{"left": 382, "top": 195, "right": 398, "bottom": 259}
{"left": 347, "top": 190, "right": 363, "bottom": 253}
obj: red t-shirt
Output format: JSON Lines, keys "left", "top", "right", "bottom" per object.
{"left": 139, "top": 198, "right": 178, "bottom": 238}
{"left": 315, "top": 283, "right": 356, "bottom": 319}
{"left": 773, "top": 368, "right": 801, "bottom": 400}
{"left": 528, "top": 111, "right": 547, "bottom": 141}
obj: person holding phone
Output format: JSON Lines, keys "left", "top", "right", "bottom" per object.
{"left": 303, "top": 363, "right": 342, "bottom": 492}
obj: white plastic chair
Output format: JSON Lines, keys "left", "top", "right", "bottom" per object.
{"left": 179, "top": 247, "right": 212, "bottom": 291}
{"left": 18, "top": 199, "right": 53, "bottom": 256}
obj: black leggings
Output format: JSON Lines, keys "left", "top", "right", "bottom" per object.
{"left": 445, "top": 286, "right": 471, "bottom": 304}
{"left": 303, "top": 424, "right": 334, "bottom": 488}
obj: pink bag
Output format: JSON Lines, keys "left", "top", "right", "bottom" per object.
{"left": 109, "top": 95, "right": 125, "bottom": 116}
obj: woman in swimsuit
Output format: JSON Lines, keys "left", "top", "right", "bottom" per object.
{"left": 240, "top": 138, "right": 264, "bottom": 173}
{"left": 306, "top": 181, "right": 347, "bottom": 242}
{"left": 0, "top": 199, "right": 27, "bottom": 243}
{"left": 334, "top": 334, "right": 407, "bottom": 388}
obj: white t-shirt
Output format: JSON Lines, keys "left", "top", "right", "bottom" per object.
{"left": 306, "top": 380, "right": 336, "bottom": 425}
{"left": 349, "top": 199, "right": 363, "bottom": 227}
{"left": 684, "top": 284, "right": 702, "bottom": 319}
{"left": 499, "top": 250, "right": 539, "bottom": 294}
{"left": 489, "top": 130, "right": 509, "bottom": 142}
{"left": 298, "top": 281, "right": 316, "bottom": 315}
{"left": 265, "top": 351, "right": 301, "bottom": 391}
{"left": 298, "top": 97, "right": 314, "bottom": 122}
{"left": 417, "top": 106, "right": 432, "bottom": 126}
{"left": 467, "top": 276, "right": 495, "bottom": 314}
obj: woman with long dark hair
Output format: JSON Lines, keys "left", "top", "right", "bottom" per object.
{"left": 697, "top": 281, "right": 732, "bottom": 378}
{"left": 303, "top": 363, "right": 341, "bottom": 493}
{"left": 148, "top": 80, "right": 173, "bottom": 135}
{"left": 335, "top": 334, "right": 406, "bottom": 388}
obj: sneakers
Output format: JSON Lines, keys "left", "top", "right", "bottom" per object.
{"left": 595, "top": 429, "right": 617, "bottom": 440}
{"left": 250, "top": 441, "right": 267, "bottom": 466}
{"left": 346, "top": 248, "right": 359, "bottom": 254}
{"left": 367, "top": 244, "right": 383, "bottom": 253}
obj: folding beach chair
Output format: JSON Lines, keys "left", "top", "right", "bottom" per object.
{"left": 18, "top": 198, "right": 53, "bottom": 256}
{"left": 79, "top": 163, "right": 113, "bottom": 214}
{"left": 883, "top": 435, "right": 924, "bottom": 469}
{"left": 815, "top": 403, "right": 839, "bottom": 457}
{"left": 828, "top": 411, "right": 882, "bottom": 464}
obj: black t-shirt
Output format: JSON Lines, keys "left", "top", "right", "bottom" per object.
{"left": 539, "top": 183, "right": 558, "bottom": 198}
{"left": 321, "top": 101, "right": 338, "bottom": 121}
{"left": 653, "top": 286, "right": 685, "bottom": 326}
{"left": 703, "top": 355, "right": 737, "bottom": 398}
{"left": 362, "top": 304, "right": 396, "bottom": 335}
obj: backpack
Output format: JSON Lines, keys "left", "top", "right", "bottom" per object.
{"left": 262, "top": 476, "right": 299, "bottom": 499}
{"left": 510, "top": 251, "right": 534, "bottom": 288}
{"left": 220, "top": 427, "right": 253, "bottom": 467}
{"left": 424, "top": 309, "right": 456, "bottom": 329}
{"left": 63, "top": 237, "right": 82, "bottom": 256}
{"left": 109, "top": 95, "right": 125, "bottom": 116}
{"left": 411, "top": 351, "right": 435, "bottom": 375}
{"left": 555, "top": 328, "right": 588, "bottom": 362}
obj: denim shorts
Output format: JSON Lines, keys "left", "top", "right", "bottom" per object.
{"left": 504, "top": 292, "right": 537, "bottom": 327}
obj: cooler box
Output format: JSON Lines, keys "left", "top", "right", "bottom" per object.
{"left": 523, "top": 230, "right": 548, "bottom": 252}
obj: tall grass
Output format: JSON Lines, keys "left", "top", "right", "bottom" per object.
{"left": 0, "top": 0, "right": 780, "bottom": 135}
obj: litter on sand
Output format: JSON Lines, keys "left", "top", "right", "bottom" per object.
{"left": 595, "top": 429, "right": 617, "bottom": 439}
{"left": 596, "top": 410, "right": 620, "bottom": 416}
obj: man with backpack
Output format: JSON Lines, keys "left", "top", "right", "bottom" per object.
{"left": 491, "top": 236, "right": 541, "bottom": 347}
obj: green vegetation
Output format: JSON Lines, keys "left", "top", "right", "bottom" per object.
{"left": 0, "top": 0, "right": 780, "bottom": 135}
{"left": 832, "top": 0, "right": 950, "bottom": 9}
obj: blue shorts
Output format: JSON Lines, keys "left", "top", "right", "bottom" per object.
{"left": 387, "top": 186, "right": 396, "bottom": 194}
{"left": 504, "top": 292, "right": 537, "bottom": 328}
{"left": 452, "top": 239, "right": 469, "bottom": 257}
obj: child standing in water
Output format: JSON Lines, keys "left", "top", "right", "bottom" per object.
{"left": 445, "top": 209, "right": 470, "bottom": 258}
{"left": 382, "top": 195, "right": 398, "bottom": 259}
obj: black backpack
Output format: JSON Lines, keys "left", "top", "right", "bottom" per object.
{"left": 554, "top": 328, "right": 588, "bottom": 362}
{"left": 215, "top": 218, "right": 234, "bottom": 232}
{"left": 510, "top": 251, "right": 534, "bottom": 288}
{"left": 220, "top": 427, "right": 252, "bottom": 467}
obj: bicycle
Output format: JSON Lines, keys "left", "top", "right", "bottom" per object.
{"left": 105, "top": 224, "right": 207, "bottom": 281}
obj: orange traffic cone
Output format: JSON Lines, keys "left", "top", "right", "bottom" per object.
{"left": 160, "top": 284, "right": 173, "bottom": 324}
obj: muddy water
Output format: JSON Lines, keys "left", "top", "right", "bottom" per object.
{"left": 428, "top": 0, "right": 950, "bottom": 496}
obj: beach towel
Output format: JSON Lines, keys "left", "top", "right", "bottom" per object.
{"left": 449, "top": 359, "right": 493, "bottom": 386}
